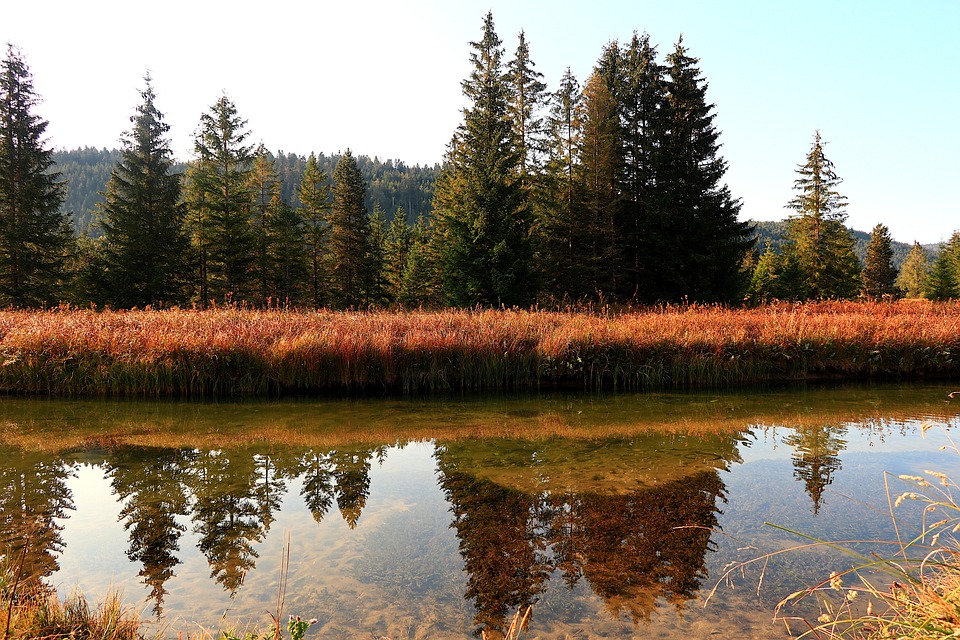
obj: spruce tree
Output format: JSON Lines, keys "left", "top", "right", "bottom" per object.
{"left": 925, "top": 244, "right": 959, "bottom": 300}
{"left": 384, "top": 205, "right": 413, "bottom": 300}
{"left": 506, "top": 30, "right": 546, "bottom": 184}
{"left": 98, "top": 74, "right": 188, "bottom": 308}
{"left": 328, "top": 150, "right": 374, "bottom": 308}
{"left": 265, "top": 190, "right": 308, "bottom": 306}
{"left": 578, "top": 72, "right": 622, "bottom": 297}
{"left": 784, "top": 131, "right": 860, "bottom": 299}
{"left": 534, "top": 67, "right": 585, "bottom": 299}
{"left": 619, "top": 33, "right": 665, "bottom": 299}
{"left": 0, "top": 45, "right": 72, "bottom": 307}
{"left": 298, "top": 154, "right": 331, "bottom": 307}
{"left": 655, "top": 38, "right": 754, "bottom": 302}
{"left": 895, "top": 241, "right": 929, "bottom": 298}
{"left": 860, "top": 223, "right": 898, "bottom": 299}
{"left": 188, "top": 94, "right": 255, "bottom": 306}
{"left": 432, "top": 12, "right": 532, "bottom": 307}
{"left": 247, "top": 145, "right": 280, "bottom": 306}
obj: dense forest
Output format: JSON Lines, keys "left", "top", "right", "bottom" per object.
{"left": 57, "top": 152, "right": 928, "bottom": 270}
{"left": 56, "top": 148, "right": 438, "bottom": 237}
{"left": 2, "top": 16, "right": 959, "bottom": 309}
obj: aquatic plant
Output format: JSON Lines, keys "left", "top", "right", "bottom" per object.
{"left": 0, "top": 301, "right": 956, "bottom": 397}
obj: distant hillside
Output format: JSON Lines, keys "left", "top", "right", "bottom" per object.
{"left": 53, "top": 147, "right": 440, "bottom": 237}
{"left": 749, "top": 220, "right": 937, "bottom": 270}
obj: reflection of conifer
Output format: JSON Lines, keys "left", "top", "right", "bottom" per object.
{"left": 106, "top": 447, "right": 191, "bottom": 616}
{"left": 329, "top": 447, "right": 376, "bottom": 529}
{"left": 785, "top": 424, "right": 846, "bottom": 514}
{"left": 188, "top": 451, "right": 265, "bottom": 594}
{"left": 0, "top": 450, "right": 76, "bottom": 591}
{"left": 436, "top": 450, "right": 550, "bottom": 638}
{"left": 573, "top": 471, "right": 724, "bottom": 623}
{"left": 298, "top": 451, "right": 337, "bottom": 525}
{"left": 252, "top": 453, "right": 286, "bottom": 533}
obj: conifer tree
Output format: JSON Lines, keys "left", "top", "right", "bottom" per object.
{"left": 895, "top": 242, "right": 929, "bottom": 298}
{"left": 188, "top": 94, "right": 255, "bottom": 306}
{"left": 784, "top": 131, "right": 860, "bottom": 299}
{"left": 506, "top": 30, "right": 546, "bottom": 184}
{"left": 655, "top": 38, "right": 754, "bottom": 302}
{"left": 0, "top": 45, "right": 72, "bottom": 306}
{"left": 860, "top": 223, "right": 898, "bottom": 299}
{"left": 265, "top": 190, "right": 308, "bottom": 306}
{"left": 618, "top": 33, "right": 665, "bottom": 299}
{"left": 384, "top": 206, "right": 413, "bottom": 300}
{"left": 99, "top": 75, "right": 188, "bottom": 308}
{"left": 924, "top": 232, "right": 960, "bottom": 300}
{"left": 432, "top": 12, "right": 532, "bottom": 307}
{"left": 328, "top": 150, "right": 374, "bottom": 308}
{"left": 534, "top": 67, "right": 585, "bottom": 299}
{"left": 247, "top": 145, "right": 280, "bottom": 306}
{"left": 578, "top": 72, "right": 622, "bottom": 297}
{"left": 298, "top": 154, "right": 331, "bottom": 307}
{"left": 398, "top": 214, "right": 442, "bottom": 307}
{"left": 367, "top": 202, "right": 389, "bottom": 305}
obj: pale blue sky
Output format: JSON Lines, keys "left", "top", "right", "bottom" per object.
{"left": 5, "top": 0, "right": 957, "bottom": 243}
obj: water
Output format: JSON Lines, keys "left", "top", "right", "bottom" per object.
{"left": 1, "top": 383, "right": 959, "bottom": 638}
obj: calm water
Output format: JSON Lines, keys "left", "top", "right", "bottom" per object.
{"left": 1, "top": 384, "right": 959, "bottom": 639}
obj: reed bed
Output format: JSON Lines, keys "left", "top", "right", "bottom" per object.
{"left": 0, "top": 301, "right": 957, "bottom": 397}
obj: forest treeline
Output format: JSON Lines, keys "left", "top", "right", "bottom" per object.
{"left": 56, "top": 147, "right": 439, "bottom": 237}
{"left": 2, "top": 15, "right": 959, "bottom": 310}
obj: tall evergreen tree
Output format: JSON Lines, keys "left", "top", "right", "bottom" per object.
{"left": 577, "top": 72, "right": 622, "bottom": 297}
{"left": 895, "top": 241, "right": 929, "bottom": 298}
{"left": 860, "top": 223, "right": 898, "bottom": 299}
{"left": 433, "top": 12, "right": 533, "bottom": 307}
{"left": 265, "top": 191, "right": 308, "bottom": 306}
{"left": 328, "top": 150, "right": 374, "bottom": 308}
{"left": 0, "top": 45, "right": 72, "bottom": 306}
{"left": 506, "top": 30, "right": 547, "bottom": 184}
{"left": 98, "top": 74, "right": 188, "bottom": 308}
{"left": 924, "top": 232, "right": 960, "bottom": 300}
{"left": 618, "top": 33, "right": 665, "bottom": 299}
{"left": 784, "top": 131, "right": 860, "bottom": 299}
{"left": 654, "top": 38, "right": 754, "bottom": 302}
{"left": 534, "top": 67, "right": 585, "bottom": 299}
{"left": 298, "top": 154, "right": 331, "bottom": 308}
{"left": 247, "top": 145, "right": 280, "bottom": 306}
{"left": 188, "top": 94, "right": 255, "bottom": 306}
{"left": 384, "top": 205, "right": 413, "bottom": 300}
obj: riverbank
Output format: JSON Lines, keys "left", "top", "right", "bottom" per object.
{"left": 0, "top": 301, "right": 957, "bottom": 397}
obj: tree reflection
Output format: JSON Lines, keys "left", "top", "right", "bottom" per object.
{"left": 785, "top": 424, "right": 846, "bottom": 514}
{"left": 570, "top": 471, "right": 724, "bottom": 623}
{"left": 105, "top": 447, "right": 192, "bottom": 616}
{"left": 187, "top": 450, "right": 269, "bottom": 594}
{"left": 436, "top": 444, "right": 728, "bottom": 634}
{"left": 436, "top": 452, "right": 551, "bottom": 638}
{"left": 0, "top": 448, "right": 76, "bottom": 592}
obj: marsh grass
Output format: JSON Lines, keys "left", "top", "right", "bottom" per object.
{"left": 729, "top": 418, "right": 960, "bottom": 639}
{"left": 0, "top": 302, "right": 956, "bottom": 397}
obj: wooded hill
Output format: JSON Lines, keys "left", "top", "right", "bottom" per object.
{"left": 750, "top": 220, "right": 937, "bottom": 271}
{"left": 55, "top": 147, "right": 439, "bottom": 236}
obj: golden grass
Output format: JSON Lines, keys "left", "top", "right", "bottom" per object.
{"left": 0, "top": 301, "right": 957, "bottom": 397}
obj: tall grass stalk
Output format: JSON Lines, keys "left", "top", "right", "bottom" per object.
{"left": 730, "top": 421, "right": 960, "bottom": 639}
{"left": 0, "top": 301, "right": 956, "bottom": 397}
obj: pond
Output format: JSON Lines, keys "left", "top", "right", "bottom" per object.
{"left": 1, "top": 383, "right": 959, "bottom": 638}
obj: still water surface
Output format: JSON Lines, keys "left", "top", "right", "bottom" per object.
{"left": 1, "top": 384, "right": 959, "bottom": 638}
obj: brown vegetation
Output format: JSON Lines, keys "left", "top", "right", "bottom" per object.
{"left": 0, "top": 301, "right": 956, "bottom": 397}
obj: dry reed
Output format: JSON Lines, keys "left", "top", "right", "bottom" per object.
{"left": 0, "top": 301, "right": 956, "bottom": 397}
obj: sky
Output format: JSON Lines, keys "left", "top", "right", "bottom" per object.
{"left": 4, "top": 0, "right": 958, "bottom": 244}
